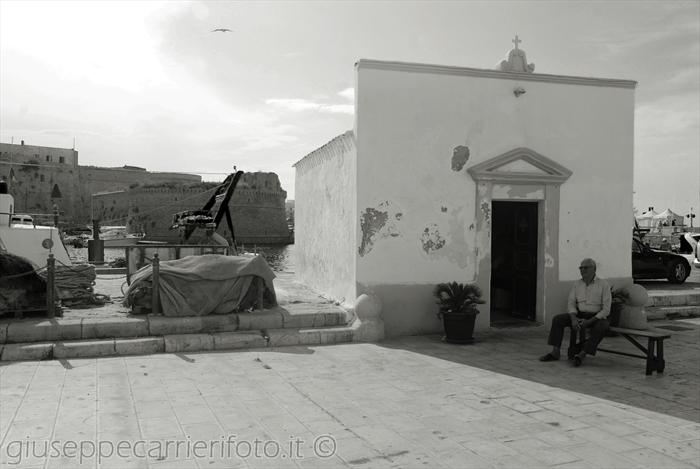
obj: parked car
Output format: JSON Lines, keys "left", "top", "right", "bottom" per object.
{"left": 63, "top": 225, "right": 92, "bottom": 237}
{"left": 677, "top": 233, "right": 700, "bottom": 270}
{"left": 632, "top": 237, "right": 690, "bottom": 283}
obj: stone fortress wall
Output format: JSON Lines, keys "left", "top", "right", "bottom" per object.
{"left": 94, "top": 172, "right": 291, "bottom": 245}
{"left": 0, "top": 141, "right": 79, "bottom": 166}
{"left": 0, "top": 142, "right": 291, "bottom": 245}
{"left": 0, "top": 142, "right": 199, "bottom": 224}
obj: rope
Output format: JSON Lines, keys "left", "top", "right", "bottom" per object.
{"left": 1, "top": 258, "right": 125, "bottom": 310}
{"left": 36, "top": 262, "right": 106, "bottom": 306}
{"left": 56, "top": 259, "right": 96, "bottom": 275}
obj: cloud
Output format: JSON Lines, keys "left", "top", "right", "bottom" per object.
{"left": 338, "top": 87, "right": 354, "bottom": 101}
{"left": 636, "top": 99, "right": 699, "bottom": 145}
{"left": 238, "top": 130, "right": 300, "bottom": 152}
{"left": 265, "top": 99, "right": 320, "bottom": 112}
{"left": 321, "top": 104, "right": 354, "bottom": 114}
{"left": 282, "top": 51, "right": 304, "bottom": 60}
{"left": 266, "top": 98, "right": 354, "bottom": 115}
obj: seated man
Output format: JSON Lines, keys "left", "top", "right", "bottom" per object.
{"left": 540, "top": 258, "right": 611, "bottom": 367}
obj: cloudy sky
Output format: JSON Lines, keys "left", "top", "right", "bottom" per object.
{"left": 1, "top": 0, "right": 698, "bottom": 218}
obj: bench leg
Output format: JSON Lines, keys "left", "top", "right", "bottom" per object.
{"left": 645, "top": 338, "right": 656, "bottom": 376}
{"left": 656, "top": 339, "right": 665, "bottom": 373}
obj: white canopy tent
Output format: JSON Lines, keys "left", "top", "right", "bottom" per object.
{"left": 653, "top": 208, "right": 684, "bottom": 227}
{"left": 636, "top": 209, "right": 658, "bottom": 228}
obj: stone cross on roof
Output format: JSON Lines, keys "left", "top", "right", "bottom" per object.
{"left": 499, "top": 34, "right": 535, "bottom": 73}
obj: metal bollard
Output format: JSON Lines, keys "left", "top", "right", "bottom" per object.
{"left": 46, "top": 254, "right": 55, "bottom": 318}
{"left": 151, "top": 253, "right": 160, "bottom": 315}
{"left": 87, "top": 239, "right": 104, "bottom": 264}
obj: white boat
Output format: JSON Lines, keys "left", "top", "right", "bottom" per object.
{"left": 95, "top": 226, "right": 144, "bottom": 247}
{"left": 0, "top": 182, "right": 72, "bottom": 268}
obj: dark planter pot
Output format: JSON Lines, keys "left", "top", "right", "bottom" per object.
{"left": 441, "top": 311, "right": 477, "bottom": 344}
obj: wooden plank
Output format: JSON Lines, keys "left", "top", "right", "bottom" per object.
{"left": 609, "top": 326, "right": 670, "bottom": 339}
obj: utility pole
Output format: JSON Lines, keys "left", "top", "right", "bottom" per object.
{"left": 686, "top": 207, "right": 695, "bottom": 229}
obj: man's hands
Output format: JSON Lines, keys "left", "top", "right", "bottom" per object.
{"left": 570, "top": 313, "right": 580, "bottom": 330}
{"left": 580, "top": 318, "right": 597, "bottom": 328}
{"left": 570, "top": 313, "right": 596, "bottom": 330}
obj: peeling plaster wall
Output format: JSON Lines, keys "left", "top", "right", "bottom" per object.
{"left": 355, "top": 62, "right": 634, "bottom": 337}
{"left": 294, "top": 132, "right": 357, "bottom": 306}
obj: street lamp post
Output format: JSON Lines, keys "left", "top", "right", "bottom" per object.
{"left": 687, "top": 207, "right": 695, "bottom": 229}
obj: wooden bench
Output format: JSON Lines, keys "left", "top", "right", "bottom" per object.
{"left": 569, "top": 326, "right": 670, "bottom": 375}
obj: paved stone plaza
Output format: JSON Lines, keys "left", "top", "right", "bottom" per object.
{"left": 1, "top": 319, "right": 699, "bottom": 468}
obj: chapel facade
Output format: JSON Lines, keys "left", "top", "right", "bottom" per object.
{"left": 294, "top": 39, "right": 637, "bottom": 338}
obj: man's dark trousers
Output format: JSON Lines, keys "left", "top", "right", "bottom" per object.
{"left": 547, "top": 313, "right": 610, "bottom": 355}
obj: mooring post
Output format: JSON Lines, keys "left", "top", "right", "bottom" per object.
{"left": 152, "top": 253, "right": 160, "bottom": 315}
{"left": 88, "top": 219, "right": 104, "bottom": 264}
{"left": 46, "top": 253, "right": 55, "bottom": 318}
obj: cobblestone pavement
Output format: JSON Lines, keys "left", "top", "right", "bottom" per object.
{"left": 1, "top": 320, "right": 699, "bottom": 469}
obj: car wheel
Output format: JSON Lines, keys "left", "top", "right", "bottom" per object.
{"left": 667, "top": 260, "right": 688, "bottom": 284}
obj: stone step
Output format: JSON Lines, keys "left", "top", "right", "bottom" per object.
{"left": 646, "top": 305, "right": 700, "bottom": 321}
{"left": 0, "top": 324, "right": 358, "bottom": 361}
{"left": 646, "top": 291, "right": 700, "bottom": 307}
{"left": 0, "top": 306, "right": 350, "bottom": 345}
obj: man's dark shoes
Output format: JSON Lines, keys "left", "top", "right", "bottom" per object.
{"left": 573, "top": 352, "right": 585, "bottom": 367}
{"left": 539, "top": 353, "right": 559, "bottom": 362}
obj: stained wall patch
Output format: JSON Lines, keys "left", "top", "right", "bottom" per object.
{"left": 359, "top": 208, "right": 388, "bottom": 256}
{"left": 421, "top": 224, "right": 445, "bottom": 253}
{"left": 452, "top": 146, "right": 470, "bottom": 171}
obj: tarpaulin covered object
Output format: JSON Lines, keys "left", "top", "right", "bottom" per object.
{"left": 126, "top": 254, "right": 277, "bottom": 316}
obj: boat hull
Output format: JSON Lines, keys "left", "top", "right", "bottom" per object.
{"left": 101, "top": 237, "right": 143, "bottom": 247}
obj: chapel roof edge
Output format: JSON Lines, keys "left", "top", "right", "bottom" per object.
{"left": 292, "top": 130, "right": 355, "bottom": 168}
{"left": 355, "top": 59, "right": 637, "bottom": 89}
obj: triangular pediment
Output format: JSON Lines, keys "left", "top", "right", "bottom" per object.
{"left": 497, "top": 159, "right": 549, "bottom": 174}
{"left": 467, "top": 147, "right": 572, "bottom": 185}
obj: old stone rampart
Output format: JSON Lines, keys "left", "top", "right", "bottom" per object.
{"left": 0, "top": 154, "right": 199, "bottom": 225}
{"left": 93, "top": 172, "right": 291, "bottom": 245}
{"left": 1, "top": 144, "right": 289, "bottom": 244}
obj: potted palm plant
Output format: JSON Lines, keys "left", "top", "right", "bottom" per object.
{"left": 433, "top": 282, "right": 485, "bottom": 344}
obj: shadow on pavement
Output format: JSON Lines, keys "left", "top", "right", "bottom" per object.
{"left": 378, "top": 321, "right": 700, "bottom": 423}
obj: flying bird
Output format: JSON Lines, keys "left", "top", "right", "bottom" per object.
{"left": 211, "top": 28, "right": 233, "bottom": 33}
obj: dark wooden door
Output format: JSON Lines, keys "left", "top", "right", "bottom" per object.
{"left": 491, "top": 201, "right": 538, "bottom": 320}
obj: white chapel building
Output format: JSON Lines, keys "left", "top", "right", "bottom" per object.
{"left": 293, "top": 39, "right": 636, "bottom": 338}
